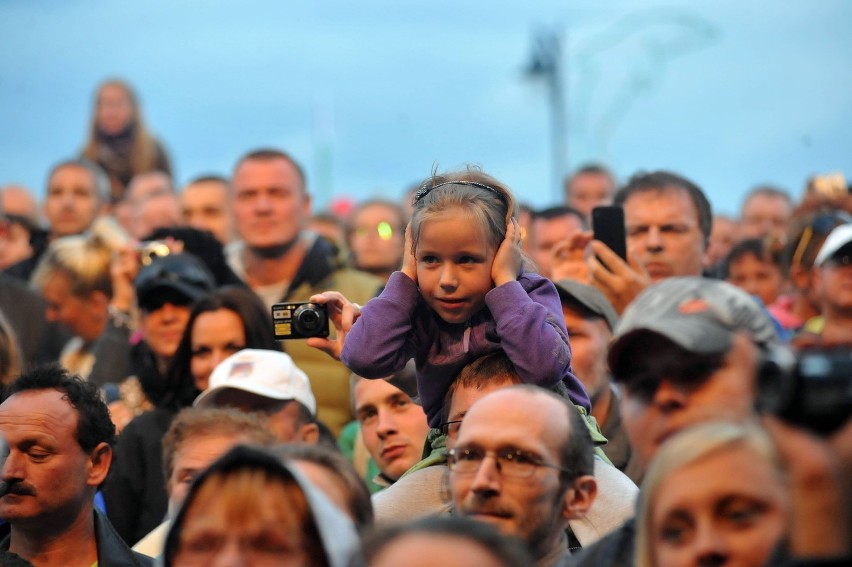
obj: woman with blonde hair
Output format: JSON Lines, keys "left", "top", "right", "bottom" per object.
{"left": 163, "top": 445, "right": 358, "bottom": 567}
{"left": 635, "top": 422, "right": 789, "bottom": 567}
{"left": 31, "top": 217, "right": 133, "bottom": 387}
{"left": 81, "top": 79, "right": 171, "bottom": 200}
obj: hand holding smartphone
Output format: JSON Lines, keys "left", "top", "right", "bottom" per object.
{"left": 591, "top": 206, "right": 627, "bottom": 265}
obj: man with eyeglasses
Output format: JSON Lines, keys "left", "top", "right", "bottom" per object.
{"left": 345, "top": 199, "right": 407, "bottom": 283}
{"left": 449, "top": 384, "right": 598, "bottom": 567}
{"left": 372, "top": 351, "right": 636, "bottom": 551}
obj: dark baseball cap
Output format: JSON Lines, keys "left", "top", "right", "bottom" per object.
{"left": 608, "top": 277, "right": 779, "bottom": 374}
{"left": 554, "top": 279, "right": 619, "bottom": 331}
{"left": 134, "top": 253, "right": 215, "bottom": 309}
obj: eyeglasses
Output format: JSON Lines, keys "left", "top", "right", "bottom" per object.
{"left": 352, "top": 222, "right": 398, "bottom": 241}
{"left": 447, "top": 447, "right": 571, "bottom": 478}
{"left": 439, "top": 420, "right": 463, "bottom": 437}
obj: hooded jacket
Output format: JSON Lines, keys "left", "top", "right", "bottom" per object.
{"left": 160, "top": 445, "right": 358, "bottom": 567}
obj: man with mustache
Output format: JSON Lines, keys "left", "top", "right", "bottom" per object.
{"left": 0, "top": 364, "right": 152, "bottom": 566}
{"left": 449, "top": 384, "right": 598, "bottom": 567}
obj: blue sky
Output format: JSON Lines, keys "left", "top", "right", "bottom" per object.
{"left": 1, "top": 0, "right": 850, "bottom": 216}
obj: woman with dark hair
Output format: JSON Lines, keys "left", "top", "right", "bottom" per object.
{"left": 81, "top": 79, "right": 171, "bottom": 199}
{"left": 160, "top": 285, "right": 281, "bottom": 408}
{"left": 103, "top": 286, "right": 281, "bottom": 546}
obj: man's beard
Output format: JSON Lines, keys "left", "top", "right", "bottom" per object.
{"left": 249, "top": 236, "right": 300, "bottom": 259}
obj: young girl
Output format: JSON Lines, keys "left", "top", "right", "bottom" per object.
{"left": 334, "top": 169, "right": 589, "bottom": 428}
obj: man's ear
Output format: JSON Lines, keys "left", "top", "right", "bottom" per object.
{"left": 87, "top": 442, "right": 113, "bottom": 487}
{"left": 562, "top": 475, "right": 598, "bottom": 520}
{"left": 297, "top": 422, "right": 320, "bottom": 445}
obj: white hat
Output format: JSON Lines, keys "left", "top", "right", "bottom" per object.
{"left": 194, "top": 349, "right": 316, "bottom": 415}
{"left": 814, "top": 224, "right": 852, "bottom": 267}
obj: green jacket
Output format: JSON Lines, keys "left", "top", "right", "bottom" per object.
{"left": 280, "top": 237, "right": 383, "bottom": 435}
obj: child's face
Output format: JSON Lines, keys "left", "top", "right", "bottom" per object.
{"left": 725, "top": 253, "right": 783, "bottom": 307}
{"left": 415, "top": 209, "right": 496, "bottom": 324}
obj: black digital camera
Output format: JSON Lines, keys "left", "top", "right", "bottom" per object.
{"left": 272, "top": 302, "right": 329, "bottom": 340}
{"left": 757, "top": 347, "right": 852, "bottom": 435}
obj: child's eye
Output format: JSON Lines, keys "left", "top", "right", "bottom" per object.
{"left": 420, "top": 255, "right": 439, "bottom": 264}
{"left": 458, "top": 255, "right": 480, "bottom": 264}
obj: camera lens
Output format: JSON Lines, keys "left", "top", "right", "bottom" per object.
{"left": 299, "top": 309, "right": 319, "bottom": 329}
{"left": 292, "top": 303, "right": 328, "bottom": 337}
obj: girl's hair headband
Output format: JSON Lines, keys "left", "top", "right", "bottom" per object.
{"left": 413, "top": 180, "right": 506, "bottom": 204}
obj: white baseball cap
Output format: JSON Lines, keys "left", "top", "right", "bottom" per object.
{"left": 194, "top": 349, "right": 316, "bottom": 415}
{"left": 814, "top": 224, "right": 852, "bottom": 267}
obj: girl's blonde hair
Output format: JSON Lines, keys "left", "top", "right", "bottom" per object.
{"left": 409, "top": 167, "right": 516, "bottom": 256}
{"left": 634, "top": 421, "right": 783, "bottom": 567}
{"left": 81, "top": 79, "right": 159, "bottom": 177}
{"left": 31, "top": 217, "right": 130, "bottom": 299}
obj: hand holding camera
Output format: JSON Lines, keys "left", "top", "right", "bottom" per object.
{"left": 274, "top": 291, "right": 363, "bottom": 361}
{"left": 273, "top": 302, "right": 330, "bottom": 340}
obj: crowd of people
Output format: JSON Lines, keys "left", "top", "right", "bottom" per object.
{"left": 0, "top": 78, "right": 849, "bottom": 567}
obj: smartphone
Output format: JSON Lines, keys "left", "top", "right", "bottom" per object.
{"left": 592, "top": 206, "right": 627, "bottom": 265}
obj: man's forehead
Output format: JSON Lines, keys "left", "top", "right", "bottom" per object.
{"left": 49, "top": 165, "right": 93, "bottom": 186}
{"left": 0, "top": 390, "right": 78, "bottom": 435}
{"left": 174, "top": 434, "right": 246, "bottom": 468}
{"left": 624, "top": 185, "right": 691, "bottom": 207}
{"left": 458, "top": 388, "right": 567, "bottom": 445}
{"left": 234, "top": 158, "right": 302, "bottom": 185}
{"left": 533, "top": 215, "right": 582, "bottom": 237}
{"left": 448, "top": 379, "right": 514, "bottom": 419}
{"left": 185, "top": 180, "right": 228, "bottom": 194}
{"left": 354, "top": 379, "right": 404, "bottom": 408}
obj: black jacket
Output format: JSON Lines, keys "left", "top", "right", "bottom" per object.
{"left": 564, "top": 517, "right": 635, "bottom": 567}
{"left": 102, "top": 407, "right": 176, "bottom": 546}
{"left": 0, "top": 509, "right": 153, "bottom": 567}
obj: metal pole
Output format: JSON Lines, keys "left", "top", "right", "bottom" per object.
{"left": 526, "top": 29, "right": 568, "bottom": 203}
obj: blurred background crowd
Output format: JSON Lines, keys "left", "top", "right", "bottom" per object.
{"left": 0, "top": 2, "right": 850, "bottom": 567}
